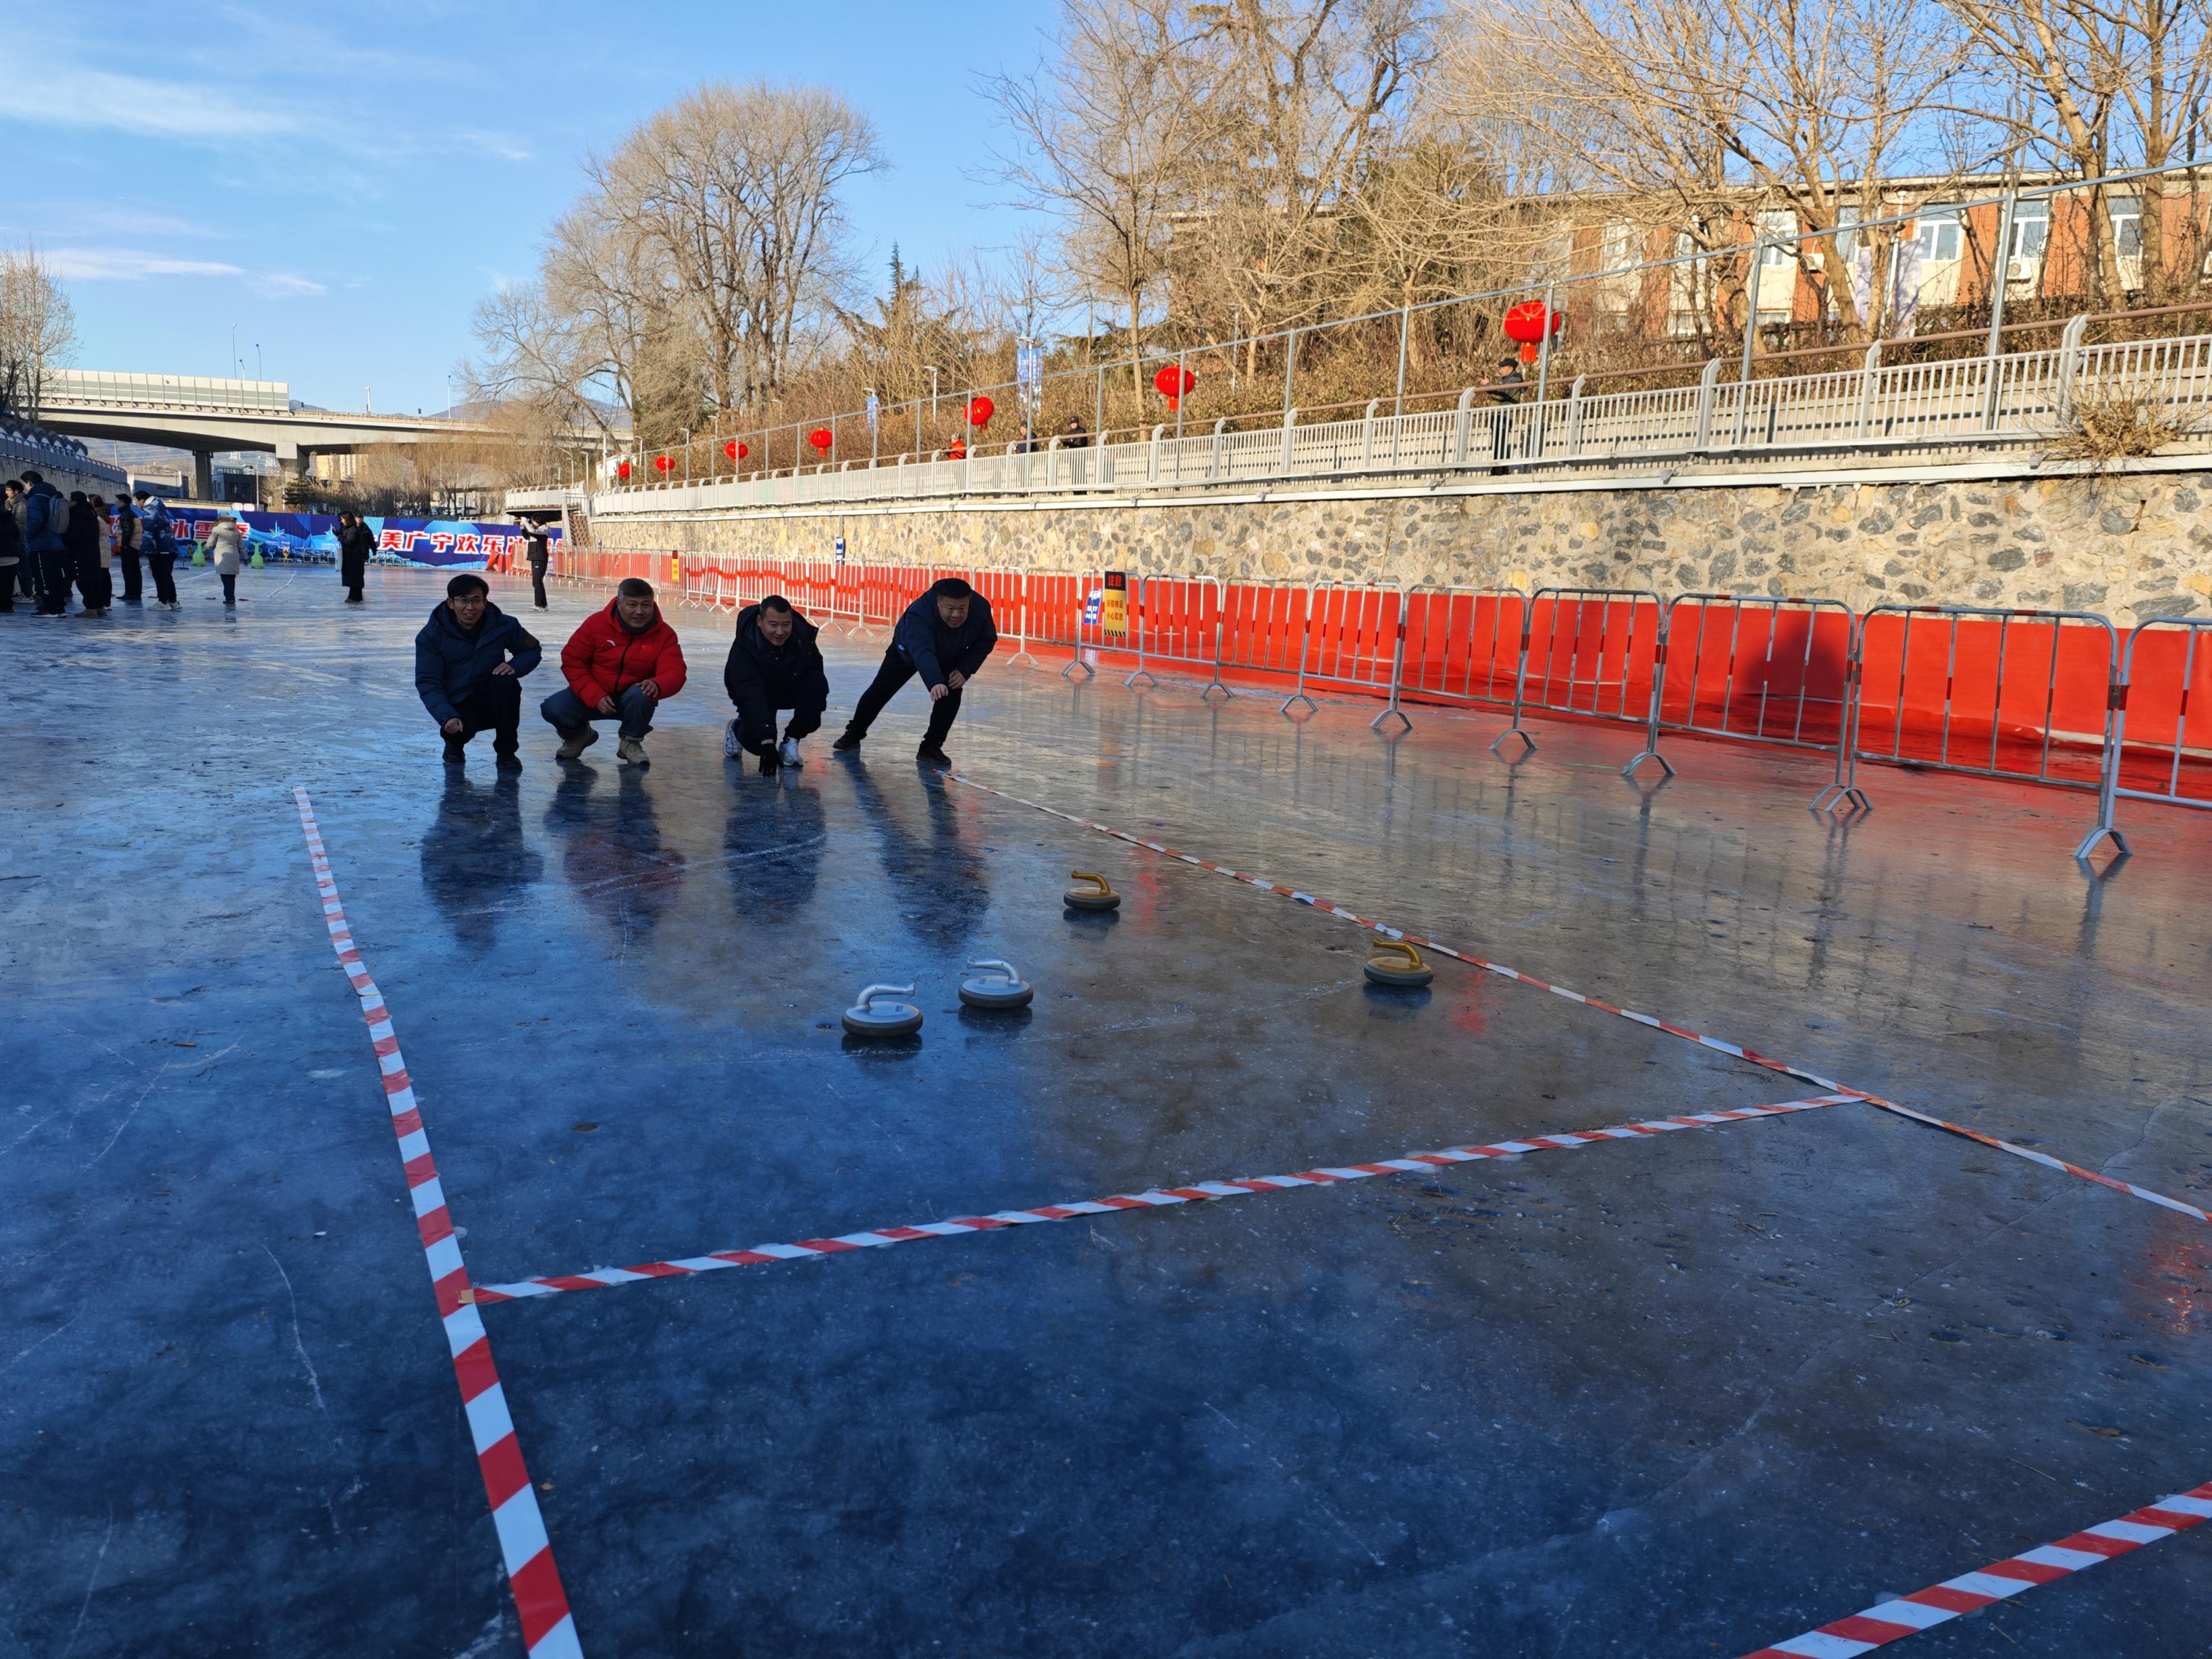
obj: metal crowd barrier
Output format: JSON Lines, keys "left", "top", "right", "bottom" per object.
{"left": 1492, "top": 587, "right": 1673, "bottom": 778}
{"left": 1841, "top": 606, "right": 2121, "bottom": 820}
{"left": 1660, "top": 594, "right": 1866, "bottom": 811}
{"left": 1396, "top": 585, "right": 1528, "bottom": 716}
{"left": 2077, "top": 615, "right": 2212, "bottom": 858}
{"left": 1216, "top": 581, "right": 1325, "bottom": 714}
{"left": 1292, "top": 583, "right": 1406, "bottom": 727}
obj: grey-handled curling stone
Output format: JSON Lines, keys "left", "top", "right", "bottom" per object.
{"left": 958, "top": 958, "right": 1034, "bottom": 1009}
{"left": 1363, "top": 939, "right": 1433, "bottom": 987}
{"left": 1064, "top": 870, "right": 1121, "bottom": 911}
{"left": 843, "top": 982, "right": 923, "bottom": 1036}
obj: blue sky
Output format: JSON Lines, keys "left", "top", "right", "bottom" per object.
{"left": 0, "top": 0, "right": 1047, "bottom": 416}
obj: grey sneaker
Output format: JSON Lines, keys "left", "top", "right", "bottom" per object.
{"left": 554, "top": 727, "right": 600, "bottom": 761}
{"left": 778, "top": 737, "right": 802, "bottom": 768}
{"left": 616, "top": 735, "right": 648, "bottom": 765}
{"left": 725, "top": 720, "right": 744, "bottom": 759}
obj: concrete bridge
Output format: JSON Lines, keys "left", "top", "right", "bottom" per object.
{"left": 36, "top": 371, "right": 593, "bottom": 498}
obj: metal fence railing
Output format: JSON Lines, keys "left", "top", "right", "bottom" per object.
{"left": 544, "top": 546, "right": 2211, "bottom": 864}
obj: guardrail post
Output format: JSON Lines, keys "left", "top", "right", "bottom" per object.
{"left": 1281, "top": 584, "right": 1320, "bottom": 716}
{"left": 1371, "top": 585, "right": 1414, "bottom": 733}
{"left": 1279, "top": 406, "right": 1298, "bottom": 476}
{"left": 1813, "top": 615, "right": 1873, "bottom": 814}
{"left": 2074, "top": 639, "right": 2132, "bottom": 862}
{"left": 1693, "top": 359, "right": 1722, "bottom": 452}
{"left": 1622, "top": 614, "right": 1675, "bottom": 779}
{"left": 1062, "top": 569, "right": 1098, "bottom": 682}
{"left": 2055, "top": 313, "right": 2089, "bottom": 426}
{"left": 1209, "top": 418, "right": 1227, "bottom": 480}
{"left": 1854, "top": 341, "right": 1882, "bottom": 440}
{"left": 1982, "top": 190, "right": 2020, "bottom": 433}
{"left": 1125, "top": 575, "right": 1157, "bottom": 689}
{"left": 1490, "top": 604, "right": 1538, "bottom": 756}
{"left": 1361, "top": 398, "right": 1379, "bottom": 469}
{"left": 1452, "top": 386, "right": 1476, "bottom": 465}
{"left": 1203, "top": 577, "right": 1232, "bottom": 701}
{"left": 1148, "top": 424, "right": 1164, "bottom": 485}
{"left": 1566, "top": 375, "right": 1587, "bottom": 458}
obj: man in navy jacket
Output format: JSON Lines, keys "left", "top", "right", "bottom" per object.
{"left": 723, "top": 594, "right": 829, "bottom": 774}
{"left": 833, "top": 577, "right": 997, "bottom": 767}
{"left": 414, "top": 573, "right": 542, "bottom": 766}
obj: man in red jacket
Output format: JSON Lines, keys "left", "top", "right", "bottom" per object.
{"left": 540, "top": 577, "right": 689, "bottom": 764}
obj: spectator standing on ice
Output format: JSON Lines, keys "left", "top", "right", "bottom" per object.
{"left": 722, "top": 593, "right": 828, "bottom": 775}
{"left": 111, "top": 494, "right": 142, "bottom": 604}
{"left": 133, "top": 491, "right": 180, "bottom": 609}
{"left": 541, "top": 577, "right": 687, "bottom": 765}
{"left": 68, "top": 494, "right": 111, "bottom": 617}
{"left": 0, "top": 479, "right": 21, "bottom": 614}
{"left": 205, "top": 513, "right": 245, "bottom": 607}
{"left": 20, "top": 470, "right": 71, "bottom": 617}
{"left": 415, "top": 572, "right": 541, "bottom": 768}
{"left": 335, "top": 511, "right": 374, "bottom": 604}
{"left": 833, "top": 576, "right": 997, "bottom": 768}
{"left": 522, "top": 523, "right": 552, "bottom": 610}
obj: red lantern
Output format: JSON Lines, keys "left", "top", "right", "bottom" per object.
{"left": 654, "top": 454, "right": 673, "bottom": 473}
{"left": 967, "top": 395, "right": 993, "bottom": 428}
{"left": 808, "top": 428, "right": 834, "bottom": 455}
{"left": 616, "top": 459, "right": 632, "bottom": 480}
{"left": 1502, "top": 300, "right": 1561, "bottom": 364}
{"left": 725, "top": 439, "right": 748, "bottom": 461}
{"left": 1153, "top": 363, "right": 1195, "bottom": 411}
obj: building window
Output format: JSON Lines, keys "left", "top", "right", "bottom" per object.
{"left": 2009, "top": 198, "right": 2051, "bottom": 260}
{"left": 1915, "top": 207, "right": 1962, "bottom": 263}
{"left": 2111, "top": 203, "right": 2143, "bottom": 257}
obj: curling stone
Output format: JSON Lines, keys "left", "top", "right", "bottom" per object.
{"left": 1064, "top": 870, "right": 1121, "bottom": 912}
{"left": 1363, "top": 939, "right": 1433, "bottom": 988}
{"left": 842, "top": 982, "right": 923, "bottom": 1037}
{"left": 958, "top": 957, "right": 1034, "bottom": 1009}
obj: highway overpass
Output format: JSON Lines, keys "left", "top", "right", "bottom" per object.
{"left": 36, "top": 371, "right": 601, "bottom": 498}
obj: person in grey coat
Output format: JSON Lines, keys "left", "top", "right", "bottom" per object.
{"left": 205, "top": 515, "right": 246, "bottom": 606}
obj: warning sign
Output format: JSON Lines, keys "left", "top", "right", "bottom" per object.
{"left": 1101, "top": 570, "right": 1128, "bottom": 637}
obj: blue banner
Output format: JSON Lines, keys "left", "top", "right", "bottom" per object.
{"left": 167, "top": 510, "right": 557, "bottom": 569}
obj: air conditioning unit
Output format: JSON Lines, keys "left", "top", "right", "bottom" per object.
{"left": 2005, "top": 257, "right": 2038, "bottom": 284}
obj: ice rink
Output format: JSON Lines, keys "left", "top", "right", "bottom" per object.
{"left": 3, "top": 562, "right": 2209, "bottom": 1657}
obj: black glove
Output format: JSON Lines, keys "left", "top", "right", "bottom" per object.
{"left": 756, "top": 747, "right": 781, "bottom": 776}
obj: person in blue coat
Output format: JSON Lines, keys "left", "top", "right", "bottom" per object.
{"left": 414, "top": 572, "right": 542, "bottom": 767}
{"left": 833, "top": 576, "right": 997, "bottom": 767}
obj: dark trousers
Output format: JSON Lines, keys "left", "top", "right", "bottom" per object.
{"left": 529, "top": 562, "right": 548, "bottom": 608}
{"left": 542, "top": 683, "right": 658, "bottom": 741}
{"left": 219, "top": 573, "right": 237, "bottom": 603}
{"left": 733, "top": 686, "right": 825, "bottom": 754}
{"left": 149, "top": 554, "right": 178, "bottom": 605}
{"left": 847, "top": 648, "right": 962, "bottom": 747}
{"left": 76, "top": 555, "right": 112, "bottom": 610}
{"left": 446, "top": 677, "right": 522, "bottom": 752}
{"left": 0, "top": 558, "right": 15, "bottom": 610}
{"left": 13, "top": 557, "right": 31, "bottom": 601}
{"left": 33, "top": 546, "right": 72, "bottom": 613}
{"left": 118, "top": 550, "right": 143, "bottom": 601}
{"left": 342, "top": 558, "right": 365, "bottom": 602}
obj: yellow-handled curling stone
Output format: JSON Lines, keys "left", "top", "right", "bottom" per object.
{"left": 1064, "top": 870, "right": 1121, "bottom": 912}
{"left": 958, "top": 957, "right": 1034, "bottom": 1009}
{"left": 1363, "top": 939, "right": 1433, "bottom": 987}
{"left": 842, "top": 982, "right": 923, "bottom": 1037}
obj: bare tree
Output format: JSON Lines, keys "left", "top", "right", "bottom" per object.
{"left": 590, "top": 80, "right": 883, "bottom": 414}
{"left": 0, "top": 247, "right": 76, "bottom": 421}
{"left": 982, "top": 1, "right": 1224, "bottom": 396}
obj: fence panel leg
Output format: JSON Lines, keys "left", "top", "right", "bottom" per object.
{"left": 1011, "top": 571, "right": 1038, "bottom": 667}
{"left": 1621, "top": 627, "right": 1675, "bottom": 779}
{"left": 1810, "top": 642, "right": 1872, "bottom": 813}
{"left": 1370, "top": 589, "right": 1413, "bottom": 734}
{"left": 1126, "top": 575, "right": 1157, "bottom": 689}
{"left": 1281, "top": 587, "right": 1319, "bottom": 716}
{"left": 1202, "top": 581, "right": 1232, "bottom": 701}
{"left": 1490, "top": 620, "right": 1537, "bottom": 756}
{"left": 2072, "top": 677, "right": 2131, "bottom": 863}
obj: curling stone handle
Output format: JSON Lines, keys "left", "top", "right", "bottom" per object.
{"left": 1371, "top": 939, "right": 1425, "bottom": 970}
{"left": 966, "top": 957, "right": 1017, "bottom": 978}
{"left": 853, "top": 982, "right": 917, "bottom": 1011}
{"left": 1069, "top": 870, "right": 1115, "bottom": 898}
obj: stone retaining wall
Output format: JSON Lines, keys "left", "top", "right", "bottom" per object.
{"left": 588, "top": 465, "right": 2212, "bottom": 625}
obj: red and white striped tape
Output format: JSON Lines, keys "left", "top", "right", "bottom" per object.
{"left": 1742, "top": 1478, "right": 2212, "bottom": 1656}
{"left": 292, "top": 787, "right": 583, "bottom": 1659}
{"left": 942, "top": 770, "right": 2212, "bottom": 1230}
{"left": 470, "top": 1095, "right": 1853, "bottom": 1305}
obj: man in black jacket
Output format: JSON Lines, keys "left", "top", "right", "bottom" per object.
{"left": 522, "top": 523, "right": 552, "bottom": 609}
{"left": 413, "top": 572, "right": 543, "bottom": 766}
{"left": 833, "top": 576, "right": 997, "bottom": 768}
{"left": 723, "top": 594, "right": 829, "bottom": 775}
{"left": 336, "top": 511, "right": 375, "bottom": 604}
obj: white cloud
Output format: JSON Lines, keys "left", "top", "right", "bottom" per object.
{"left": 456, "top": 128, "right": 532, "bottom": 163}
{"left": 255, "top": 273, "right": 328, "bottom": 296}
{"left": 0, "top": 67, "right": 296, "bottom": 138}
{"left": 43, "top": 247, "right": 246, "bottom": 281}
